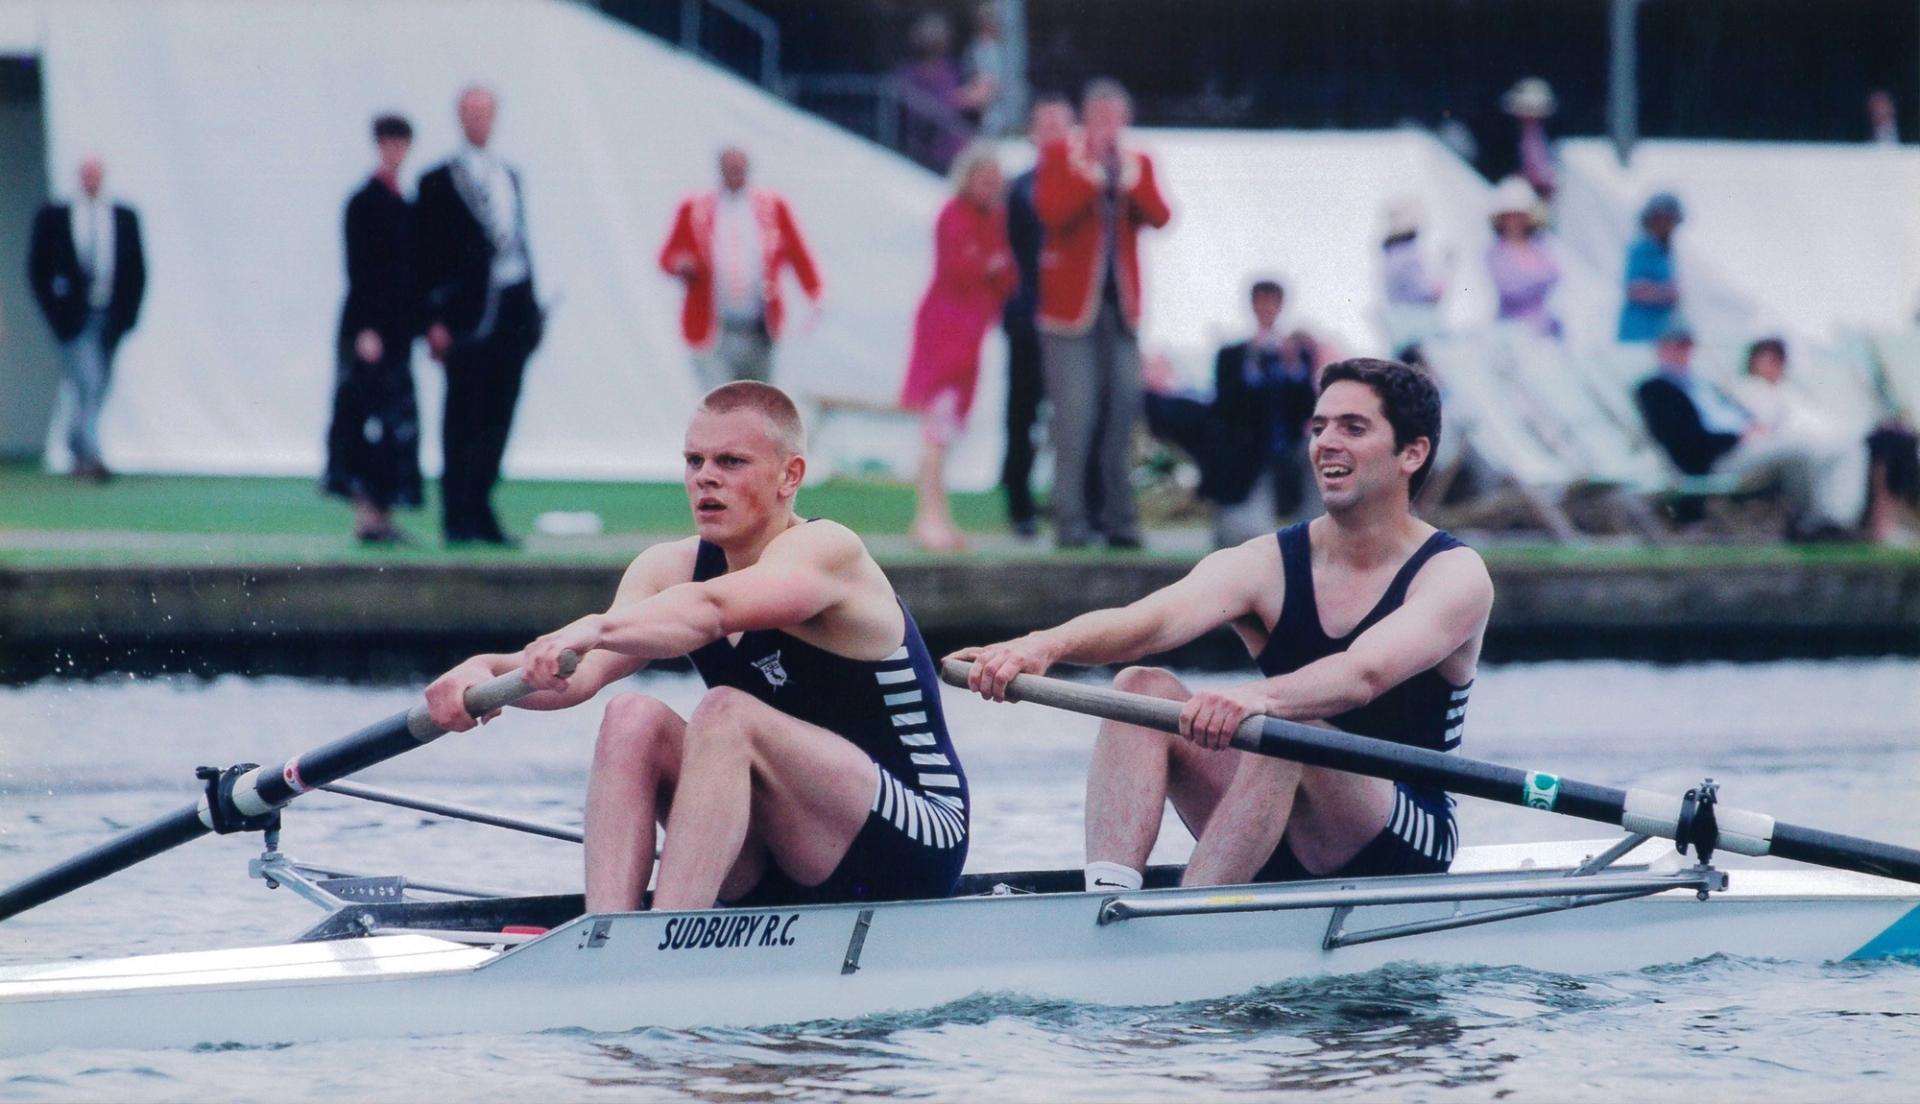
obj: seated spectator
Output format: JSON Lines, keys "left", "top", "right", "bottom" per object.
{"left": 1635, "top": 326, "right": 1865, "bottom": 540}
{"left": 1380, "top": 197, "right": 1444, "bottom": 356}
{"left": 894, "top": 13, "right": 973, "bottom": 172}
{"left": 1485, "top": 176, "right": 1561, "bottom": 340}
{"left": 1144, "top": 279, "right": 1319, "bottom": 547}
{"left": 1731, "top": 337, "right": 1918, "bottom": 544}
{"left": 1618, "top": 193, "right": 1684, "bottom": 343}
{"left": 1868, "top": 89, "right": 1900, "bottom": 146}
{"left": 1501, "top": 77, "right": 1558, "bottom": 201}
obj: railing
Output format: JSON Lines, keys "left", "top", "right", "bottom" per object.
{"left": 677, "top": 0, "right": 780, "bottom": 90}
{"left": 784, "top": 72, "right": 976, "bottom": 171}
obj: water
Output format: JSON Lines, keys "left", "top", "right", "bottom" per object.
{"left": 2, "top": 660, "right": 1918, "bottom": 1101}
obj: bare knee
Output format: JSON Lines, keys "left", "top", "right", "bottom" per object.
{"left": 685, "top": 686, "right": 763, "bottom": 750}
{"left": 594, "top": 693, "right": 680, "bottom": 771}
{"left": 1112, "top": 665, "right": 1186, "bottom": 700}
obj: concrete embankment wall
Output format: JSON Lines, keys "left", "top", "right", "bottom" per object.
{"left": 2, "top": 559, "right": 1914, "bottom": 683}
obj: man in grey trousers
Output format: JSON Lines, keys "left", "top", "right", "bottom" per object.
{"left": 1033, "top": 80, "right": 1171, "bottom": 548}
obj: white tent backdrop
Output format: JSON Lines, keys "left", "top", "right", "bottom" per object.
{"left": 32, "top": 0, "right": 970, "bottom": 482}
{"left": 26, "top": 0, "right": 1920, "bottom": 487}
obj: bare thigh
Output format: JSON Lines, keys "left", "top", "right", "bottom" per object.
{"left": 1282, "top": 763, "right": 1397, "bottom": 874}
{"left": 1131, "top": 673, "right": 1260, "bottom": 844}
{"left": 690, "top": 688, "right": 884, "bottom": 889}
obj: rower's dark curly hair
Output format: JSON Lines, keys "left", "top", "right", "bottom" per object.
{"left": 1317, "top": 358, "right": 1443, "bottom": 496}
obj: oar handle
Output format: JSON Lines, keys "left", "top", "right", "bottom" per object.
{"left": 404, "top": 651, "right": 582, "bottom": 741}
{"left": 0, "top": 651, "right": 579, "bottom": 923}
{"left": 938, "top": 658, "right": 1263, "bottom": 749}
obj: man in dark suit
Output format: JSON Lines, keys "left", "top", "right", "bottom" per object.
{"left": 417, "top": 84, "right": 543, "bottom": 545}
{"left": 27, "top": 155, "right": 146, "bottom": 482}
{"left": 998, "top": 94, "right": 1073, "bottom": 539}
{"left": 1207, "top": 279, "right": 1318, "bottom": 544}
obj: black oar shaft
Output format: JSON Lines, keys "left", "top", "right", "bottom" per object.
{"left": 0, "top": 807, "right": 210, "bottom": 920}
{"left": 941, "top": 660, "right": 1920, "bottom": 887}
{"left": 0, "top": 656, "right": 573, "bottom": 922}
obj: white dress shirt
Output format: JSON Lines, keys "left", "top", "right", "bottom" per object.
{"left": 458, "top": 145, "right": 530, "bottom": 287}
{"left": 70, "top": 198, "right": 115, "bottom": 309}
{"left": 711, "top": 187, "right": 764, "bottom": 322}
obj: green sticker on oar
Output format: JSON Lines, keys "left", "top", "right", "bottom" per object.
{"left": 1523, "top": 771, "right": 1561, "bottom": 810}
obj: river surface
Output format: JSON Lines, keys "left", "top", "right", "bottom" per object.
{"left": 1, "top": 660, "right": 1917, "bottom": 1101}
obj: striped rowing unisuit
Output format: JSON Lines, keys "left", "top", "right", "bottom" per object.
{"left": 685, "top": 540, "right": 970, "bottom": 844}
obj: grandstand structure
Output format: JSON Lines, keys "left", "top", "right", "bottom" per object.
{"left": 0, "top": 0, "right": 1915, "bottom": 535}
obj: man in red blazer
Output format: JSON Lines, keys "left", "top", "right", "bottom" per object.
{"left": 1036, "top": 79, "right": 1172, "bottom": 548}
{"left": 659, "top": 148, "right": 824, "bottom": 390}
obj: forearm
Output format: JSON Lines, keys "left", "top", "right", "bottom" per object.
{"left": 592, "top": 583, "right": 726, "bottom": 662}
{"left": 1258, "top": 652, "right": 1383, "bottom": 722}
{"left": 1035, "top": 605, "right": 1191, "bottom": 669}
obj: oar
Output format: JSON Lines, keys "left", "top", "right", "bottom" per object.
{"left": 939, "top": 659, "right": 1920, "bottom": 886}
{"left": 0, "top": 654, "right": 576, "bottom": 922}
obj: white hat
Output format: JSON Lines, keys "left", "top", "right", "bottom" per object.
{"left": 1488, "top": 176, "right": 1542, "bottom": 223}
{"left": 1383, "top": 196, "right": 1424, "bottom": 238}
{"left": 1502, "top": 77, "right": 1557, "bottom": 118}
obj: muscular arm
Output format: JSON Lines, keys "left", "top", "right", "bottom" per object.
{"left": 959, "top": 540, "right": 1270, "bottom": 700}
{"left": 520, "top": 524, "right": 865, "bottom": 689}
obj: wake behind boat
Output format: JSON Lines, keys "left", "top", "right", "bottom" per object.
{"left": 2, "top": 663, "right": 1917, "bottom": 1054}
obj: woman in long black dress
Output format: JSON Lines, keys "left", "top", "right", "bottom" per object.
{"left": 323, "top": 114, "right": 424, "bottom": 543}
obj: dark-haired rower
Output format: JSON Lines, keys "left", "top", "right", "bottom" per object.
{"left": 956, "top": 358, "right": 1491, "bottom": 891}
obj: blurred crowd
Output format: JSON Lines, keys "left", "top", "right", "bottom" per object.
{"left": 24, "top": 36, "right": 1918, "bottom": 551}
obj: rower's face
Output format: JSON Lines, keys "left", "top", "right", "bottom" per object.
{"left": 1308, "top": 380, "right": 1426, "bottom": 509}
{"left": 683, "top": 408, "right": 802, "bottom": 542}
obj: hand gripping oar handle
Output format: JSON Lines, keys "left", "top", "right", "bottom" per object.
{"left": 939, "top": 659, "right": 1920, "bottom": 886}
{"left": 0, "top": 653, "right": 577, "bottom": 922}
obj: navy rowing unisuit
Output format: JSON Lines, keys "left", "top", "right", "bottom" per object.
{"left": 687, "top": 538, "right": 969, "bottom": 906}
{"left": 1251, "top": 522, "right": 1472, "bottom": 881}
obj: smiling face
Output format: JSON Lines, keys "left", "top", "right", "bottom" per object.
{"left": 1308, "top": 380, "right": 1428, "bottom": 512}
{"left": 682, "top": 406, "right": 804, "bottom": 545}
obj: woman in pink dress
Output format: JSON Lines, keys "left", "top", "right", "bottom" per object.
{"left": 901, "top": 146, "right": 1016, "bottom": 552}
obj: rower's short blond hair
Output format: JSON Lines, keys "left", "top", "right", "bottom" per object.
{"left": 698, "top": 381, "right": 807, "bottom": 457}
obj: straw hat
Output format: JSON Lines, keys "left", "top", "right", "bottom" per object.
{"left": 1502, "top": 77, "right": 1557, "bottom": 118}
{"left": 1488, "top": 176, "right": 1543, "bottom": 227}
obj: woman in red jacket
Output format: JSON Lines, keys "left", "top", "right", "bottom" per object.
{"left": 900, "top": 146, "right": 1017, "bottom": 552}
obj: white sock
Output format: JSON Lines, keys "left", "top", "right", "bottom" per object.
{"left": 1084, "top": 861, "right": 1143, "bottom": 892}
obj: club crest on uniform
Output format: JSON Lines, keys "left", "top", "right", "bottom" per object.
{"left": 751, "top": 651, "right": 788, "bottom": 689}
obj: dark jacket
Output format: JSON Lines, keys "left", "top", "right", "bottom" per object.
{"left": 338, "top": 177, "right": 422, "bottom": 343}
{"left": 1000, "top": 168, "right": 1042, "bottom": 336}
{"left": 1205, "top": 340, "right": 1317, "bottom": 502}
{"left": 27, "top": 203, "right": 146, "bottom": 345}
{"left": 416, "top": 159, "right": 538, "bottom": 340}
{"left": 1635, "top": 373, "right": 1741, "bottom": 476}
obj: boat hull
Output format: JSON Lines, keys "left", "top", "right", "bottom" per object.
{"left": 2, "top": 843, "right": 1915, "bottom": 1055}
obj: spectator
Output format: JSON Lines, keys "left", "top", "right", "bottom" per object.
{"left": 1731, "top": 337, "right": 1917, "bottom": 544}
{"left": 1868, "top": 89, "right": 1900, "bottom": 146}
{"left": 659, "top": 147, "right": 823, "bottom": 391}
{"left": 1380, "top": 196, "right": 1443, "bottom": 355}
{"left": 27, "top": 154, "right": 146, "bottom": 483}
{"left": 900, "top": 146, "right": 1017, "bottom": 553}
{"left": 1635, "top": 326, "right": 1863, "bottom": 541}
{"left": 1000, "top": 94, "right": 1075, "bottom": 539}
{"left": 1485, "top": 176, "right": 1562, "bottom": 340}
{"left": 895, "top": 13, "right": 972, "bottom": 172}
{"left": 418, "top": 85, "right": 544, "bottom": 547}
{"left": 1500, "top": 77, "right": 1558, "bottom": 201}
{"left": 324, "top": 114, "right": 425, "bottom": 544}
{"left": 1036, "top": 78, "right": 1172, "bottom": 549}
{"left": 960, "top": 1, "right": 1016, "bottom": 138}
{"left": 1617, "top": 192, "right": 1683, "bottom": 343}
{"left": 1207, "top": 279, "right": 1321, "bottom": 546}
